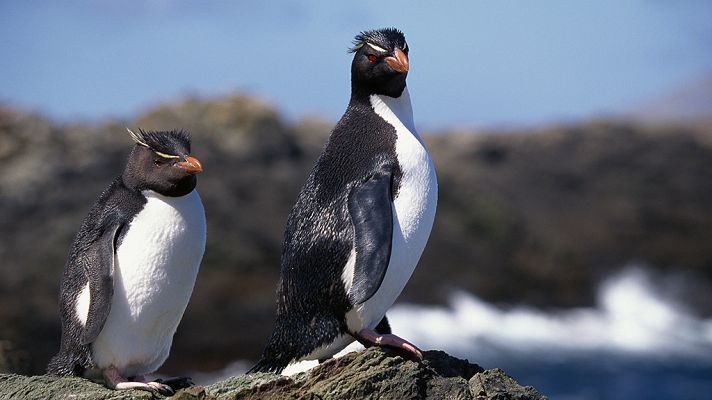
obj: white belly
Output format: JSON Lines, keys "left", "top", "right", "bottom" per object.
{"left": 90, "top": 189, "right": 206, "bottom": 376}
{"left": 346, "top": 89, "right": 438, "bottom": 333}
{"left": 292, "top": 89, "right": 437, "bottom": 366}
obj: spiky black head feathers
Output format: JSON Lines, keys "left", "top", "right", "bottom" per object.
{"left": 123, "top": 128, "right": 199, "bottom": 196}
{"left": 127, "top": 128, "right": 191, "bottom": 157}
{"left": 349, "top": 27, "right": 407, "bottom": 54}
{"left": 349, "top": 27, "right": 410, "bottom": 98}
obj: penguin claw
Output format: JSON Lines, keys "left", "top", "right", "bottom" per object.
{"left": 104, "top": 368, "right": 176, "bottom": 395}
{"left": 156, "top": 376, "right": 194, "bottom": 391}
{"left": 147, "top": 381, "right": 175, "bottom": 395}
{"left": 355, "top": 328, "right": 424, "bottom": 360}
{"left": 400, "top": 342, "right": 424, "bottom": 360}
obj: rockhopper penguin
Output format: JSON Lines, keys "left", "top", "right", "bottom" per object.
{"left": 251, "top": 27, "right": 438, "bottom": 373}
{"left": 47, "top": 129, "right": 206, "bottom": 394}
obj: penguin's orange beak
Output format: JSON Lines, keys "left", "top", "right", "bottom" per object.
{"left": 385, "top": 48, "right": 409, "bottom": 73}
{"left": 177, "top": 156, "right": 203, "bottom": 175}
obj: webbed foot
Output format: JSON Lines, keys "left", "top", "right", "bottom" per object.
{"left": 354, "top": 328, "right": 423, "bottom": 360}
{"left": 103, "top": 368, "right": 174, "bottom": 395}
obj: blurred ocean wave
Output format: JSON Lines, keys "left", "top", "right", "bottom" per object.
{"left": 388, "top": 265, "right": 712, "bottom": 399}
{"left": 390, "top": 266, "right": 712, "bottom": 362}
{"left": 198, "top": 266, "right": 712, "bottom": 398}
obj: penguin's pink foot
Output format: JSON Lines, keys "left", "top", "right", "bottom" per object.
{"left": 102, "top": 368, "right": 174, "bottom": 395}
{"left": 355, "top": 328, "right": 424, "bottom": 359}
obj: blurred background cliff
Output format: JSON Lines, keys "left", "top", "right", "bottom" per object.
{"left": 1, "top": 2, "right": 712, "bottom": 399}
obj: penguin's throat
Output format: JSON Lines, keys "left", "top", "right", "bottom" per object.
{"left": 369, "top": 88, "right": 418, "bottom": 138}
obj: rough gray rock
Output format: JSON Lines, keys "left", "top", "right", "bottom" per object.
{"left": 0, "top": 348, "right": 546, "bottom": 400}
{"left": 4, "top": 100, "right": 712, "bottom": 374}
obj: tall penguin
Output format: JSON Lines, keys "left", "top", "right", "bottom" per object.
{"left": 47, "top": 129, "right": 206, "bottom": 394}
{"left": 251, "top": 27, "right": 437, "bottom": 373}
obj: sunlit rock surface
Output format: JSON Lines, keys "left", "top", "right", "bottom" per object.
{"left": 0, "top": 348, "right": 545, "bottom": 400}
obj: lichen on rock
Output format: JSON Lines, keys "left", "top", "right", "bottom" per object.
{"left": 0, "top": 348, "right": 546, "bottom": 400}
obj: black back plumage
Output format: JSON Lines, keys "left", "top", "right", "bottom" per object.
{"left": 47, "top": 130, "right": 195, "bottom": 376}
{"left": 47, "top": 178, "right": 145, "bottom": 376}
{"left": 251, "top": 99, "right": 403, "bottom": 373}
{"left": 251, "top": 28, "right": 411, "bottom": 372}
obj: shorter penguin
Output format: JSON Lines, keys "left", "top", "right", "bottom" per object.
{"left": 47, "top": 129, "right": 206, "bottom": 394}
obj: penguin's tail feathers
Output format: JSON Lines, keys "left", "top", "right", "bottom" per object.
{"left": 247, "top": 312, "right": 342, "bottom": 374}
{"left": 46, "top": 350, "right": 90, "bottom": 377}
{"left": 46, "top": 354, "right": 76, "bottom": 377}
{"left": 247, "top": 357, "right": 288, "bottom": 374}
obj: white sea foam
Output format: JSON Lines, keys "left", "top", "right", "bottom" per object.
{"left": 388, "top": 266, "right": 712, "bottom": 363}
{"left": 196, "top": 266, "right": 712, "bottom": 383}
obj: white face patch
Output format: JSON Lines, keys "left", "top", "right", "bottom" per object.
{"left": 366, "top": 42, "right": 387, "bottom": 53}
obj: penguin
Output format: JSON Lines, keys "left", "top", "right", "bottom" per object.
{"left": 250, "top": 27, "right": 437, "bottom": 373}
{"left": 47, "top": 128, "right": 206, "bottom": 394}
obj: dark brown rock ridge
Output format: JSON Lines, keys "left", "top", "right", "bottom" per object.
{"left": 0, "top": 348, "right": 545, "bottom": 399}
{"left": 2, "top": 96, "right": 712, "bottom": 374}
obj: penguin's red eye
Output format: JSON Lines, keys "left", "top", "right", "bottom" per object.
{"left": 154, "top": 159, "right": 166, "bottom": 167}
{"left": 367, "top": 54, "right": 377, "bottom": 62}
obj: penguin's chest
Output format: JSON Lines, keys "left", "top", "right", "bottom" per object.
{"left": 347, "top": 92, "right": 438, "bottom": 331}
{"left": 390, "top": 130, "right": 438, "bottom": 281}
{"left": 91, "top": 190, "right": 206, "bottom": 374}
{"left": 114, "top": 190, "right": 206, "bottom": 321}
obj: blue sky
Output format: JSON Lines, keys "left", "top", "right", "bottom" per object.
{"left": 1, "top": 1, "right": 711, "bottom": 129}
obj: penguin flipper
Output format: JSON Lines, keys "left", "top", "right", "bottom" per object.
{"left": 81, "top": 223, "right": 121, "bottom": 345}
{"left": 347, "top": 167, "right": 393, "bottom": 305}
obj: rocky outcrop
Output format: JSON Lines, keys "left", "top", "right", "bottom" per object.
{"left": 0, "top": 348, "right": 545, "bottom": 399}
{"left": 3, "top": 97, "right": 712, "bottom": 374}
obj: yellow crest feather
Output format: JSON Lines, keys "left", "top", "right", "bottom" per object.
{"left": 126, "top": 128, "right": 149, "bottom": 148}
{"left": 154, "top": 151, "right": 180, "bottom": 159}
